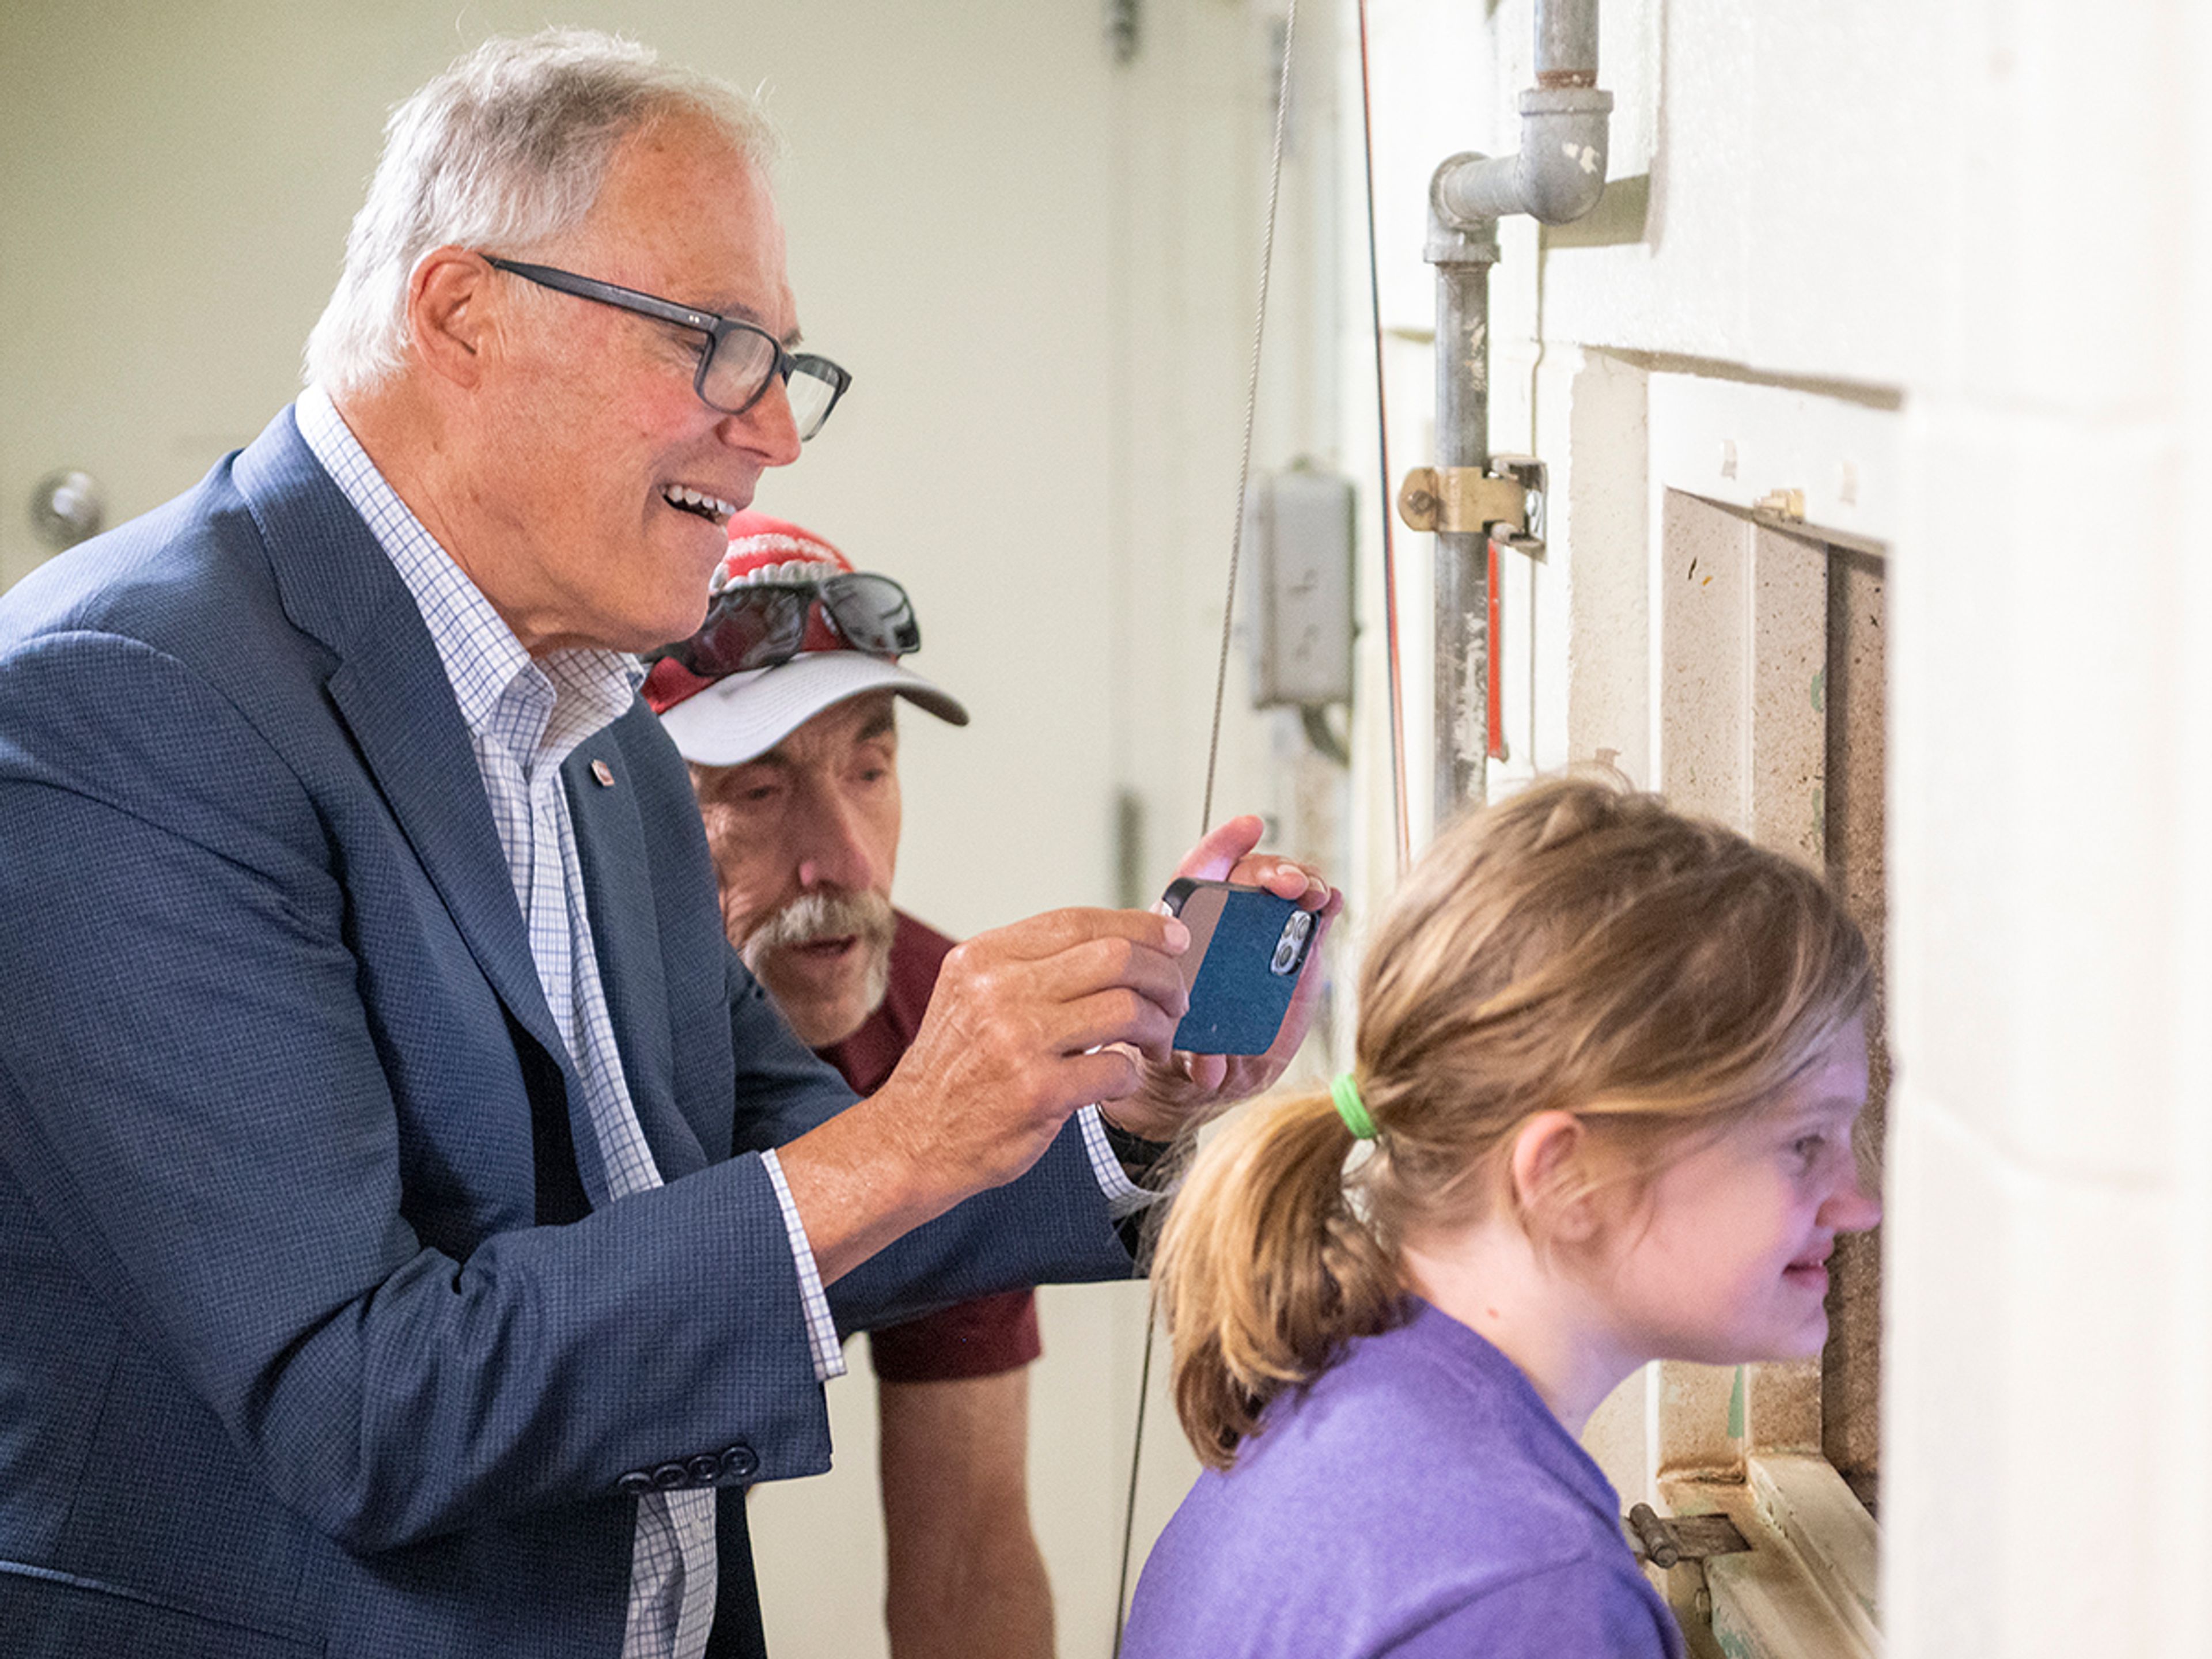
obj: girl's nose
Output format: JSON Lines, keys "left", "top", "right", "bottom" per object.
{"left": 1823, "top": 1172, "right": 1883, "bottom": 1235}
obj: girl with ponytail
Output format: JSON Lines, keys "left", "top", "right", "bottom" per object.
{"left": 1123, "top": 775, "right": 1880, "bottom": 1658}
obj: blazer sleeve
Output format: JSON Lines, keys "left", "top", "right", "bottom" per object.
{"left": 717, "top": 935, "right": 1141, "bottom": 1336}
{"left": 0, "top": 629, "right": 840, "bottom": 1551}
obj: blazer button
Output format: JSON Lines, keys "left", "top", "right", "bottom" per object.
{"left": 617, "top": 1471, "right": 654, "bottom": 1497}
{"left": 687, "top": 1453, "right": 722, "bottom": 1484}
{"left": 719, "top": 1443, "right": 759, "bottom": 1481}
{"left": 652, "top": 1463, "right": 690, "bottom": 1490}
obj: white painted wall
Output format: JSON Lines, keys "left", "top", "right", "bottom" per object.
{"left": 1352, "top": 0, "right": 2212, "bottom": 1653}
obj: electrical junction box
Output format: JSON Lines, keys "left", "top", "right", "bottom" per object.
{"left": 1244, "top": 467, "right": 1355, "bottom": 708}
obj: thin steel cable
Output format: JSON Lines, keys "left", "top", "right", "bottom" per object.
{"left": 1114, "top": 5, "right": 1300, "bottom": 1650}
{"left": 1110, "top": 1313, "right": 1155, "bottom": 1653}
{"left": 1198, "top": 0, "right": 1299, "bottom": 834}
{"left": 1356, "top": 0, "right": 1411, "bottom": 876}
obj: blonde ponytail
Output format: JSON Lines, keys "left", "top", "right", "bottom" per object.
{"left": 1155, "top": 1089, "right": 1401, "bottom": 1470}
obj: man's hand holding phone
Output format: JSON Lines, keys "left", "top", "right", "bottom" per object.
{"left": 1100, "top": 814, "right": 1340, "bottom": 1142}
{"left": 782, "top": 817, "right": 1334, "bottom": 1279}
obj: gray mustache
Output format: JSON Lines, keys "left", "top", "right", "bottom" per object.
{"left": 743, "top": 888, "right": 897, "bottom": 958}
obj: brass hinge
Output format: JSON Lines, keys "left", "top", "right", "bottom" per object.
{"left": 1396, "top": 456, "right": 1547, "bottom": 552}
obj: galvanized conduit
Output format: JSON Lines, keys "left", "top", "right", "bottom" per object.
{"left": 1424, "top": 0, "right": 1612, "bottom": 820}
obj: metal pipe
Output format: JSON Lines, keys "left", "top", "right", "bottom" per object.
{"left": 1431, "top": 0, "right": 1610, "bottom": 230}
{"left": 1428, "top": 183, "right": 1499, "bottom": 819}
{"left": 1422, "top": 0, "right": 1612, "bottom": 825}
{"left": 1434, "top": 84, "right": 1613, "bottom": 226}
{"left": 1535, "top": 0, "right": 1599, "bottom": 84}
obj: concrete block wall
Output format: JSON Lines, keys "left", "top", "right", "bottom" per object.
{"left": 1883, "top": 4, "right": 2211, "bottom": 1653}
{"left": 1355, "top": 0, "right": 2212, "bottom": 1650}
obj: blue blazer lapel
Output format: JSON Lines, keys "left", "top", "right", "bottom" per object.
{"left": 230, "top": 410, "right": 613, "bottom": 1206}
{"left": 321, "top": 635, "right": 566, "bottom": 1056}
{"left": 565, "top": 734, "right": 706, "bottom": 1183}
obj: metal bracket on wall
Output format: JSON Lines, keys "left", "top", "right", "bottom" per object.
{"left": 1624, "top": 1502, "right": 1751, "bottom": 1570}
{"left": 1395, "top": 456, "right": 1548, "bottom": 554}
{"left": 1752, "top": 486, "right": 1807, "bottom": 524}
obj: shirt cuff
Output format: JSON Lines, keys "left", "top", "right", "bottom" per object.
{"left": 760, "top": 1147, "right": 847, "bottom": 1382}
{"left": 1078, "top": 1105, "right": 1167, "bottom": 1220}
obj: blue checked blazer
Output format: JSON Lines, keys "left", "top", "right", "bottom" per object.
{"left": 0, "top": 409, "right": 1135, "bottom": 1658}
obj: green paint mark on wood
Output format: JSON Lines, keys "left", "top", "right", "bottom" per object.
{"left": 1810, "top": 666, "right": 1825, "bottom": 713}
{"left": 1728, "top": 1365, "right": 1746, "bottom": 1439}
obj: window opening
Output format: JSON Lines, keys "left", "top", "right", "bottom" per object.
{"left": 1645, "top": 489, "right": 1889, "bottom": 1659}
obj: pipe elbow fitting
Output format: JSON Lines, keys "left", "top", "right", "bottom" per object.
{"left": 1432, "top": 151, "right": 1515, "bottom": 229}
{"left": 1514, "top": 87, "right": 1614, "bottom": 225}
{"left": 1427, "top": 152, "right": 1505, "bottom": 263}
{"left": 1430, "top": 86, "right": 1615, "bottom": 230}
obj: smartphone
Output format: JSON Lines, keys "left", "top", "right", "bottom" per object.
{"left": 1159, "top": 878, "right": 1317, "bottom": 1055}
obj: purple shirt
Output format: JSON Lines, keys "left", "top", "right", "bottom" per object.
{"left": 1124, "top": 1300, "right": 1685, "bottom": 1658}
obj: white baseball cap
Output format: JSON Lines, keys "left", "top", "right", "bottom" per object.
{"left": 642, "top": 512, "right": 969, "bottom": 766}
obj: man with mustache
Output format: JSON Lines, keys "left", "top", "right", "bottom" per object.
{"left": 645, "top": 513, "right": 1051, "bottom": 1659}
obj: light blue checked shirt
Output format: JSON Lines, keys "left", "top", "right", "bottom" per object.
{"left": 297, "top": 385, "right": 836, "bottom": 1657}
{"left": 295, "top": 387, "right": 1153, "bottom": 1656}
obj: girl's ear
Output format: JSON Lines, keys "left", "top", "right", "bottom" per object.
{"left": 1508, "top": 1111, "right": 1604, "bottom": 1246}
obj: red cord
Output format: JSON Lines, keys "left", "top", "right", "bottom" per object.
{"left": 1487, "top": 539, "right": 1505, "bottom": 759}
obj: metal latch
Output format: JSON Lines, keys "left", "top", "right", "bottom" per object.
{"left": 1623, "top": 1503, "right": 1751, "bottom": 1569}
{"left": 1396, "top": 456, "right": 1547, "bottom": 553}
{"left": 1752, "top": 486, "right": 1806, "bottom": 522}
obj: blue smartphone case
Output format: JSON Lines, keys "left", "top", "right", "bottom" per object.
{"left": 1163, "top": 880, "right": 1313, "bottom": 1055}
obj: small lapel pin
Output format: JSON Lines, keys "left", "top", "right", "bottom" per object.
{"left": 590, "top": 759, "right": 615, "bottom": 787}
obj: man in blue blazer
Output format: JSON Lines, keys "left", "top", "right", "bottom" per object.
{"left": 0, "top": 29, "right": 1332, "bottom": 1659}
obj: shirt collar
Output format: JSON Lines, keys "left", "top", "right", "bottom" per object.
{"left": 295, "top": 383, "right": 642, "bottom": 748}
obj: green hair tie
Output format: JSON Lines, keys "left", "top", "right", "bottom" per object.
{"left": 1331, "top": 1073, "right": 1378, "bottom": 1141}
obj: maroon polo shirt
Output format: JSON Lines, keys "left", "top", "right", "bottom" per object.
{"left": 816, "top": 910, "right": 1044, "bottom": 1382}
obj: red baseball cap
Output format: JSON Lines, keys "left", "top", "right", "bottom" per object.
{"left": 643, "top": 512, "right": 968, "bottom": 766}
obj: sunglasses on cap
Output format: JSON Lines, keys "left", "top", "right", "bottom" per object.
{"left": 646, "top": 572, "right": 921, "bottom": 680}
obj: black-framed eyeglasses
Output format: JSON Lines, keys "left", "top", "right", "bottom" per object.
{"left": 484, "top": 256, "right": 851, "bottom": 440}
{"left": 646, "top": 572, "right": 920, "bottom": 679}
